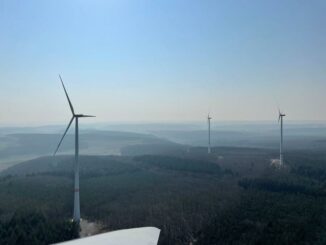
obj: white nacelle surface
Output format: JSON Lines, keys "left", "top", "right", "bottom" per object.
{"left": 55, "top": 227, "right": 160, "bottom": 245}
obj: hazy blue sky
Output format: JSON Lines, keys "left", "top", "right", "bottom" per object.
{"left": 0, "top": 0, "right": 325, "bottom": 125}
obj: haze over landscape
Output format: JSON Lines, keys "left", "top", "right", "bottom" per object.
{"left": 0, "top": 1, "right": 326, "bottom": 245}
{"left": 1, "top": 0, "right": 326, "bottom": 125}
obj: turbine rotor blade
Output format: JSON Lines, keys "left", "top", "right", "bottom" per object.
{"left": 53, "top": 117, "right": 74, "bottom": 156}
{"left": 80, "top": 115, "right": 96, "bottom": 118}
{"left": 278, "top": 107, "right": 281, "bottom": 122}
{"left": 59, "top": 75, "right": 75, "bottom": 115}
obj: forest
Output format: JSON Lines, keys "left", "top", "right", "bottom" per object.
{"left": 0, "top": 147, "right": 326, "bottom": 244}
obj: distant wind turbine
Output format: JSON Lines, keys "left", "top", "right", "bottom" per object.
{"left": 207, "top": 114, "right": 212, "bottom": 154}
{"left": 278, "top": 109, "right": 286, "bottom": 166}
{"left": 54, "top": 75, "right": 95, "bottom": 223}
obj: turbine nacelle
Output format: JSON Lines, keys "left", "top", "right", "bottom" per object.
{"left": 278, "top": 109, "right": 286, "bottom": 123}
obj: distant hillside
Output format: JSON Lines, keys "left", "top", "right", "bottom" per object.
{"left": 1, "top": 146, "right": 276, "bottom": 178}
{"left": 121, "top": 142, "right": 188, "bottom": 156}
{"left": 1, "top": 153, "right": 225, "bottom": 177}
{"left": 0, "top": 155, "right": 138, "bottom": 177}
{"left": 0, "top": 130, "right": 177, "bottom": 170}
{"left": 150, "top": 127, "right": 326, "bottom": 149}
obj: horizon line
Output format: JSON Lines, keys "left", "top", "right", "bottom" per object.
{"left": 1, "top": 120, "right": 326, "bottom": 128}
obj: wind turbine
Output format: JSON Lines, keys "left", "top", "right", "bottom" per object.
{"left": 278, "top": 109, "right": 286, "bottom": 166}
{"left": 207, "top": 114, "right": 212, "bottom": 154}
{"left": 54, "top": 75, "right": 95, "bottom": 223}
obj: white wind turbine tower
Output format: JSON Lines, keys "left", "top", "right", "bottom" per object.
{"left": 278, "top": 109, "right": 286, "bottom": 166}
{"left": 54, "top": 75, "right": 95, "bottom": 223}
{"left": 207, "top": 114, "right": 212, "bottom": 154}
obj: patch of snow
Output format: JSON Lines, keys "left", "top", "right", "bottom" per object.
{"left": 270, "top": 159, "right": 281, "bottom": 167}
{"left": 79, "top": 219, "right": 102, "bottom": 237}
{"left": 218, "top": 156, "right": 224, "bottom": 160}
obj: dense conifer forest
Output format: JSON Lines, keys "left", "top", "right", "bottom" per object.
{"left": 0, "top": 147, "right": 326, "bottom": 244}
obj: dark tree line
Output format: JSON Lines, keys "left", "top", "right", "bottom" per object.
{"left": 196, "top": 190, "right": 326, "bottom": 245}
{"left": 1, "top": 151, "right": 326, "bottom": 244}
{"left": 0, "top": 211, "right": 79, "bottom": 244}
